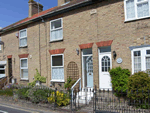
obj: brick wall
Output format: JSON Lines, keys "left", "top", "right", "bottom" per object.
{"left": 1, "top": 0, "right": 150, "bottom": 88}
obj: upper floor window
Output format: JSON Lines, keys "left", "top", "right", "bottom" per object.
{"left": 50, "top": 18, "right": 63, "bottom": 42}
{"left": 19, "top": 29, "right": 27, "bottom": 47}
{"left": 124, "top": 0, "right": 150, "bottom": 21}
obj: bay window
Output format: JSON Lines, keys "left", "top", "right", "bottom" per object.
{"left": 50, "top": 18, "right": 63, "bottom": 42}
{"left": 131, "top": 47, "right": 150, "bottom": 74}
{"left": 20, "top": 58, "right": 28, "bottom": 80}
{"left": 124, "top": 0, "right": 150, "bottom": 21}
{"left": 19, "top": 29, "right": 27, "bottom": 47}
{"left": 51, "top": 54, "right": 64, "bottom": 82}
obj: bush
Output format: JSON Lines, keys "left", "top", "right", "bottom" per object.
{"left": 127, "top": 71, "right": 150, "bottom": 109}
{"left": 28, "top": 69, "right": 46, "bottom": 87}
{"left": 0, "top": 89, "right": 13, "bottom": 96}
{"left": 48, "top": 91, "right": 70, "bottom": 106}
{"left": 16, "top": 87, "right": 30, "bottom": 99}
{"left": 109, "top": 67, "right": 131, "bottom": 96}
{"left": 26, "top": 87, "right": 53, "bottom": 103}
{"left": 64, "top": 77, "right": 76, "bottom": 91}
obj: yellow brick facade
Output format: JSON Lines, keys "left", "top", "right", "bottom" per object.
{"left": 1, "top": 0, "right": 150, "bottom": 88}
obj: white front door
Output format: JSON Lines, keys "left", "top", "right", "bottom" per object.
{"left": 99, "top": 53, "right": 112, "bottom": 90}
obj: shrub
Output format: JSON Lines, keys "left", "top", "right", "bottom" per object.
{"left": 109, "top": 67, "right": 131, "bottom": 96}
{"left": 127, "top": 71, "right": 150, "bottom": 109}
{"left": 48, "top": 91, "right": 70, "bottom": 106}
{"left": 16, "top": 87, "right": 30, "bottom": 99}
{"left": 64, "top": 77, "right": 76, "bottom": 91}
{"left": 28, "top": 69, "right": 46, "bottom": 87}
{"left": 0, "top": 89, "right": 13, "bottom": 96}
{"left": 26, "top": 87, "right": 53, "bottom": 103}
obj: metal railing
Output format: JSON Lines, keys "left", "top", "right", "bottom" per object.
{"left": 71, "top": 78, "right": 81, "bottom": 101}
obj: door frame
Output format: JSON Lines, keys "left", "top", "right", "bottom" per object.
{"left": 82, "top": 51, "right": 93, "bottom": 88}
{"left": 98, "top": 48, "right": 112, "bottom": 89}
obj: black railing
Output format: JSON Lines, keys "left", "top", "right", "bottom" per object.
{"left": 2, "top": 84, "right": 150, "bottom": 113}
{"left": 71, "top": 88, "right": 150, "bottom": 113}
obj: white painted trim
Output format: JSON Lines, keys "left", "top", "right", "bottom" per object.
{"left": 19, "top": 28, "right": 27, "bottom": 47}
{"left": 51, "top": 54, "right": 64, "bottom": 81}
{"left": 131, "top": 47, "right": 150, "bottom": 74}
{"left": 81, "top": 50, "right": 85, "bottom": 88}
{"left": 20, "top": 58, "right": 28, "bottom": 79}
{"left": 81, "top": 49, "right": 93, "bottom": 88}
{"left": 50, "top": 80, "right": 65, "bottom": 82}
{"left": 98, "top": 48, "right": 112, "bottom": 89}
{"left": 124, "top": 0, "right": 150, "bottom": 21}
{"left": 50, "top": 18, "right": 63, "bottom": 42}
{"left": 20, "top": 78, "right": 29, "bottom": 80}
{"left": 82, "top": 54, "right": 93, "bottom": 57}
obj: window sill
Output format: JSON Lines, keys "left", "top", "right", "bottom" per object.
{"left": 124, "top": 16, "right": 150, "bottom": 23}
{"left": 19, "top": 46, "right": 28, "bottom": 49}
{"left": 20, "top": 78, "right": 29, "bottom": 81}
{"left": 49, "top": 39, "right": 63, "bottom": 43}
{"left": 50, "top": 80, "right": 65, "bottom": 82}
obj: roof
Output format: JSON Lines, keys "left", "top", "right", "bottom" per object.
{"left": 0, "top": 0, "right": 92, "bottom": 33}
{"left": 1, "top": 7, "right": 57, "bottom": 30}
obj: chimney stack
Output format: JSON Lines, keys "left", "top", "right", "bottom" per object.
{"left": 58, "top": 0, "right": 72, "bottom": 6}
{"left": 28, "top": 0, "right": 43, "bottom": 17}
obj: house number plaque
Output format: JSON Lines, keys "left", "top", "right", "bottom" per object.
{"left": 117, "top": 58, "right": 123, "bottom": 64}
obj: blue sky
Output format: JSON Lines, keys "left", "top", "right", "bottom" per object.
{"left": 0, "top": 0, "right": 57, "bottom": 28}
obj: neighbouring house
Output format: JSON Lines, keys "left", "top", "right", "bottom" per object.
{"left": 0, "top": 0, "right": 150, "bottom": 90}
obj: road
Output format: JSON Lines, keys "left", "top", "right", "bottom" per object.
{"left": 0, "top": 104, "right": 55, "bottom": 113}
{"left": 0, "top": 104, "right": 39, "bottom": 113}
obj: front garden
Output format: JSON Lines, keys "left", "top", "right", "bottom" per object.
{"left": 109, "top": 67, "right": 150, "bottom": 109}
{"left": 0, "top": 69, "right": 74, "bottom": 110}
{"left": 1, "top": 67, "right": 150, "bottom": 112}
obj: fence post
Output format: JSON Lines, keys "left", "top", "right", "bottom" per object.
{"left": 54, "top": 88, "right": 57, "bottom": 110}
{"left": 94, "top": 87, "right": 97, "bottom": 112}
{"left": 70, "top": 89, "right": 73, "bottom": 112}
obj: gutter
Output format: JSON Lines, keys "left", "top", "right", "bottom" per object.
{"left": 0, "top": 0, "right": 95, "bottom": 34}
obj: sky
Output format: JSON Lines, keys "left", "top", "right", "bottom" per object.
{"left": 0, "top": 0, "right": 57, "bottom": 28}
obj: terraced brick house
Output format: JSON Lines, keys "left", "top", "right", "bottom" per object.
{"left": 0, "top": 0, "right": 150, "bottom": 90}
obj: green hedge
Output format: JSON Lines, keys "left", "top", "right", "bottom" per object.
{"left": 127, "top": 71, "right": 150, "bottom": 109}
{"left": 109, "top": 67, "right": 131, "bottom": 96}
{"left": 0, "top": 89, "right": 13, "bottom": 96}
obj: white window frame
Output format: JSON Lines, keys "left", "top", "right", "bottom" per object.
{"left": 19, "top": 29, "right": 27, "bottom": 47}
{"left": 0, "top": 65, "right": 6, "bottom": 78}
{"left": 131, "top": 47, "right": 150, "bottom": 74}
{"left": 20, "top": 58, "right": 28, "bottom": 80}
{"left": 124, "top": 0, "right": 150, "bottom": 21}
{"left": 51, "top": 54, "right": 64, "bottom": 82}
{"left": 50, "top": 18, "right": 63, "bottom": 42}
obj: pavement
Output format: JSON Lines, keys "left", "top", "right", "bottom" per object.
{"left": 0, "top": 103, "right": 58, "bottom": 113}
